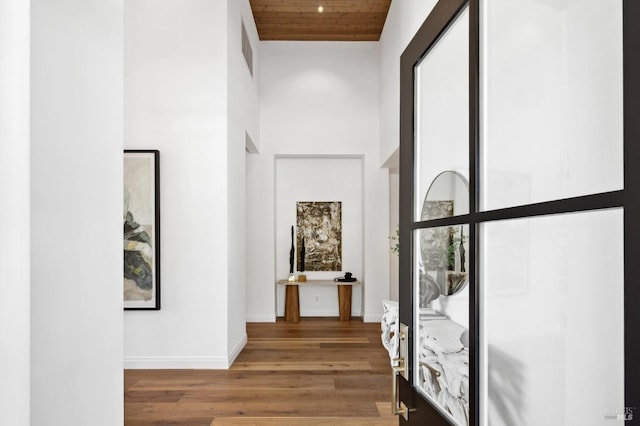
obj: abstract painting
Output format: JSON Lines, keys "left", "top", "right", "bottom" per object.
{"left": 296, "top": 201, "right": 342, "bottom": 271}
{"left": 124, "top": 150, "right": 160, "bottom": 310}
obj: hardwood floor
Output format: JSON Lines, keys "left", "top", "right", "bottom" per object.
{"left": 125, "top": 318, "right": 396, "bottom": 425}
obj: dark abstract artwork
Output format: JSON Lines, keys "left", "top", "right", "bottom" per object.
{"left": 124, "top": 150, "right": 160, "bottom": 310}
{"left": 296, "top": 202, "right": 342, "bottom": 271}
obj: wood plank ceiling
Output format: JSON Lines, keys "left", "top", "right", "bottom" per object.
{"left": 249, "top": 0, "right": 392, "bottom": 41}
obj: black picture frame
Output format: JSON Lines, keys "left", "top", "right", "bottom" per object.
{"left": 123, "top": 150, "right": 160, "bottom": 310}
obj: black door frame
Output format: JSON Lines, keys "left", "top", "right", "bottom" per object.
{"left": 399, "top": 0, "right": 640, "bottom": 424}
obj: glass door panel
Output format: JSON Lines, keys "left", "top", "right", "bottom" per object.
{"left": 415, "top": 5, "right": 469, "bottom": 222}
{"left": 400, "top": 0, "right": 635, "bottom": 424}
{"left": 480, "top": 0, "right": 623, "bottom": 211}
{"left": 481, "top": 209, "right": 624, "bottom": 426}
{"left": 414, "top": 224, "right": 470, "bottom": 425}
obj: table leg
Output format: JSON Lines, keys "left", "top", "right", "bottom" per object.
{"left": 337, "top": 285, "right": 352, "bottom": 321}
{"left": 285, "top": 285, "right": 300, "bottom": 323}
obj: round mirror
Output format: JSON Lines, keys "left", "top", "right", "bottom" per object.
{"left": 419, "top": 171, "right": 469, "bottom": 303}
{"left": 421, "top": 171, "right": 469, "bottom": 219}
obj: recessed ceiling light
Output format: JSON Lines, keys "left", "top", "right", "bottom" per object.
{"left": 318, "top": 5, "right": 324, "bottom": 13}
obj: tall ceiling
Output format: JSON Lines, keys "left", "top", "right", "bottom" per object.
{"left": 249, "top": 0, "right": 392, "bottom": 42}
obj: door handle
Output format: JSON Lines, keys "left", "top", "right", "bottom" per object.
{"left": 391, "top": 324, "right": 414, "bottom": 420}
{"left": 392, "top": 357, "right": 410, "bottom": 420}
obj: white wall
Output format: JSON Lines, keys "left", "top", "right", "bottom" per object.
{"left": 379, "top": 0, "right": 438, "bottom": 305}
{"left": 227, "top": 0, "right": 260, "bottom": 361}
{"left": 124, "top": 0, "right": 257, "bottom": 368}
{"left": 247, "top": 42, "right": 388, "bottom": 322}
{"left": 0, "top": 0, "right": 30, "bottom": 423}
{"left": 30, "top": 0, "right": 124, "bottom": 424}
{"left": 388, "top": 173, "right": 399, "bottom": 301}
{"left": 379, "top": 0, "right": 438, "bottom": 166}
{"left": 124, "top": 0, "right": 232, "bottom": 368}
{"left": 414, "top": 6, "right": 470, "bottom": 329}
{"left": 275, "top": 157, "right": 364, "bottom": 317}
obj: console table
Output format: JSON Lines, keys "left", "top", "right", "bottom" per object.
{"left": 277, "top": 279, "right": 361, "bottom": 322}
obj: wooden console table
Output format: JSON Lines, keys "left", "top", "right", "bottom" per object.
{"left": 277, "top": 279, "right": 361, "bottom": 322}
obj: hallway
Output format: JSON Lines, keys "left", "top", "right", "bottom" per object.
{"left": 125, "top": 319, "right": 395, "bottom": 425}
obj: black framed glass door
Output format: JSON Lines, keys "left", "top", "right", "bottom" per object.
{"left": 397, "top": 1, "right": 640, "bottom": 424}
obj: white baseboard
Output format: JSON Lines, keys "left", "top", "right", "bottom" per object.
{"left": 124, "top": 334, "right": 248, "bottom": 370}
{"left": 246, "top": 314, "right": 276, "bottom": 322}
{"left": 124, "top": 355, "right": 229, "bottom": 369}
{"left": 363, "top": 313, "right": 382, "bottom": 323}
{"left": 228, "top": 333, "right": 247, "bottom": 366}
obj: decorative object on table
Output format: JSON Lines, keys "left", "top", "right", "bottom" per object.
{"left": 334, "top": 272, "right": 357, "bottom": 282}
{"left": 296, "top": 201, "right": 342, "bottom": 271}
{"left": 288, "top": 225, "right": 295, "bottom": 281}
{"left": 124, "top": 150, "right": 160, "bottom": 310}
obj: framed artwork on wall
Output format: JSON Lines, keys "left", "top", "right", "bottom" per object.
{"left": 296, "top": 201, "right": 342, "bottom": 271}
{"left": 123, "top": 150, "right": 160, "bottom": 310}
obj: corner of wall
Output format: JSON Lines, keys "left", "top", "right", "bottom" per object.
{"left": 227, "top": 332, "right": 248, "bottom": 367}
{"left": 226, "top": 0, "right": 259, "bottom": 355}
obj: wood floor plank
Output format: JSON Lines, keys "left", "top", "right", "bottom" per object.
{"left": 237, "top": 347, "right": 381, "bottom": 361}
{"left": 127, "top": 420, "right": 213, "bottom": 426}
{"left": 178, "top": 388, "right": 390, "bottom": 403}
{"left": 125, "top": 318, "right": 394, "bottom": 425}
{"left": 210, "top": 416, "right": 397, "bottom": 425}
{"left": 243, "top": 341, "right": 321, "bottom": 350}
{"left": 125, "top": 390, "right": 186, "bottom": 403}
{"left": 126, "top": 400, "right": 380, "bottom": 418}
{"left": 130, "top": 376, "right": 336, "bottom": 392}
{"left": 243, "top": 338, "right": 370, "bottom": 350}
{"left": 249, "top": 337, "right": 370, "bottom": 342}
{"left": 230, "top": 361, "right": 372, "bottom": 371}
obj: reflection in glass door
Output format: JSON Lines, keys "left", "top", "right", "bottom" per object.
{"left": 415, "top": 224, "right": 470, "bottom": 424}
{"left": 413, "top": 4, "right": 471, "bottom": 425}
{"left": 398, "top": 0, "right": 638, "bottom": 424}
